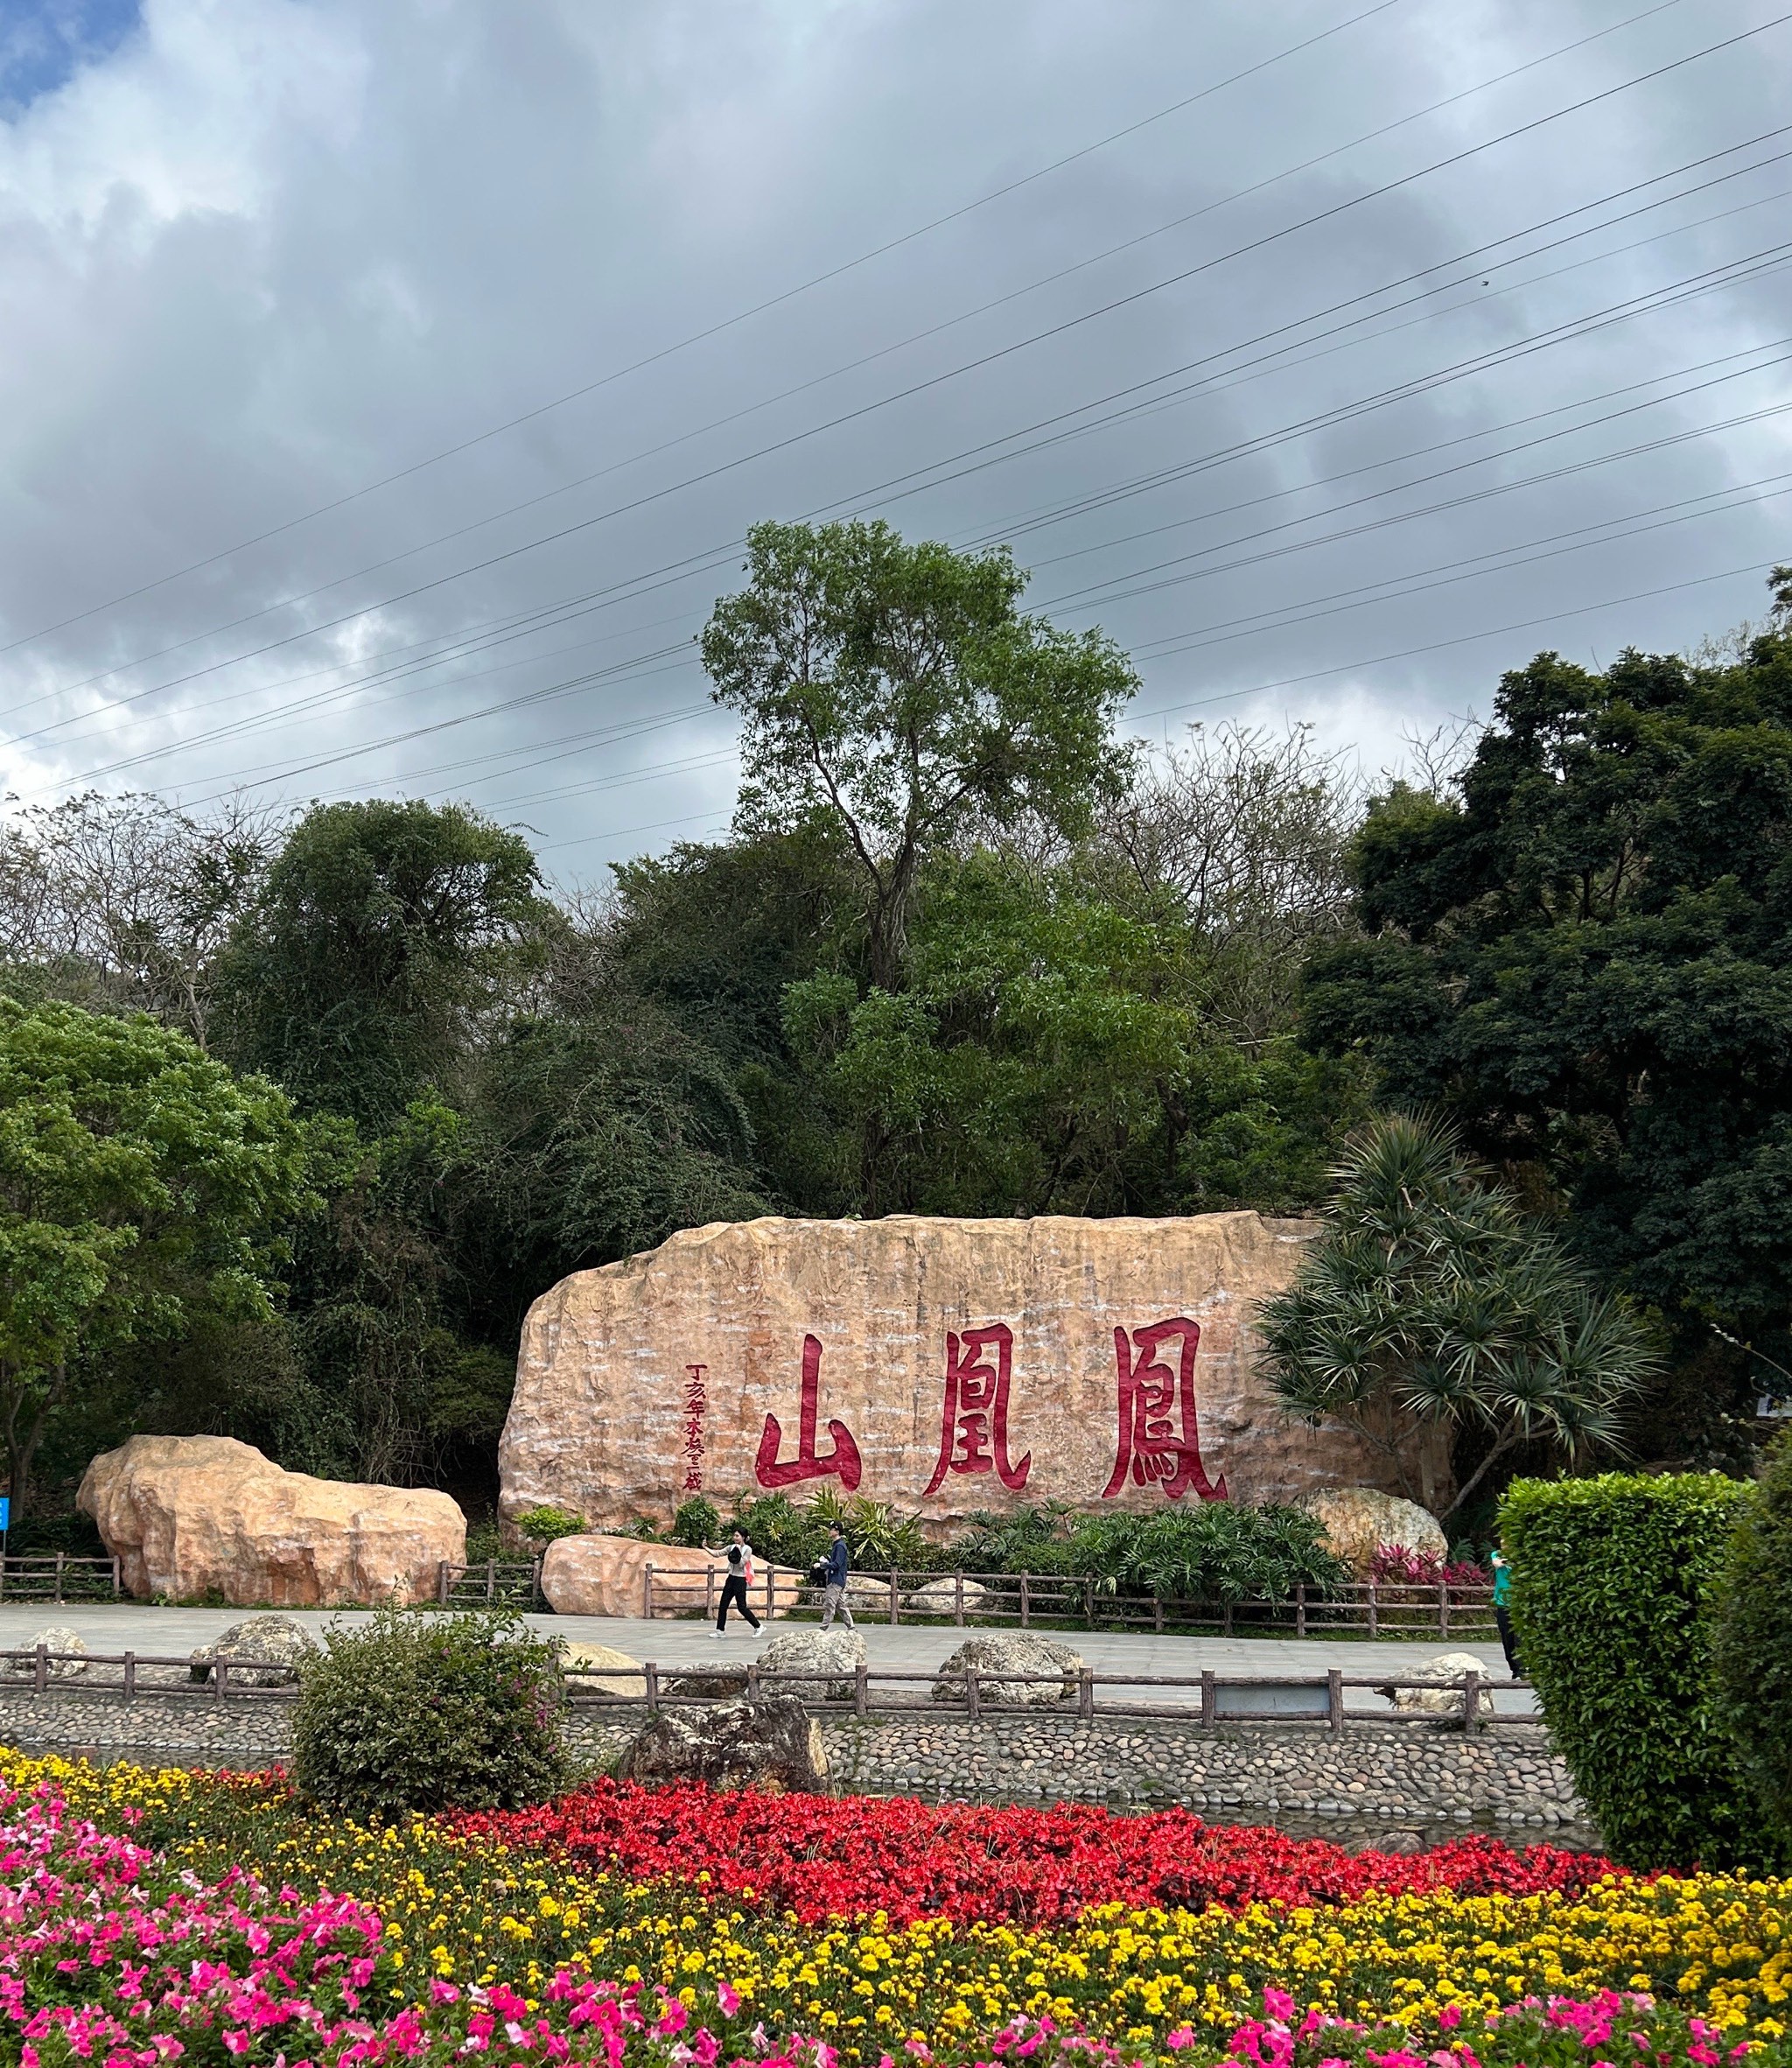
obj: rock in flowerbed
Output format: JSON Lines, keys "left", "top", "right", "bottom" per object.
{"left": 756, "top": 1626, "right": 865, "bottom": 1702}
{"left": 1377, "top": 1650, "right": 1489, "bottom": 1721}
{"left": 4, "top": 1624, "right": 87, "bottom": 1679}
{"left": 931, "top": 1634, "right": 1082, "bottom": 1707}
{"left": 189, "top": 1615, "right": 319, "bottom": 1687}
{"left": 617, "top": 1695, "right": 828, "bottom": 1792}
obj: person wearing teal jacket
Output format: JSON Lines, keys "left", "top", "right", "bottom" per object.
{"left": 1490, "top": 1547, "right": 1522, "bottom": 1678}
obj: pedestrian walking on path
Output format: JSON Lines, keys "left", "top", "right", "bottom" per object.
{"left": 820, "top": 1521, "right": 856, "bottom": 1631}
{"left": 712, "top": 1529, "right": 761, "bottom": 1637}
{"left": 1491, "top": 1545, "right": 1522, "bottom": 1678}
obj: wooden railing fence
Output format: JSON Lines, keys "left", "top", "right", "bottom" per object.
{"left": 0, "top": 1643, "right": 1528, "bottom": 1730}
{"left": 0, "top": 1554, "right": 121, "bottom": 1603}
{"left": 638, "top": 1564, "right": 1497, "bottom": 1639}
{"left": 434, "top": 1558, "right": 544, "bottom": 1608}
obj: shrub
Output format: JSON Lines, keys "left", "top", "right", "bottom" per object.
{"left": 1501, "top": 1472, "right": 1754, "bottom": 1868}
{"left": 671, "top": 1496, "right": 720, "bottom": 1547}
{"left": 1368, "top": 1545, "right": 1489, "bottom": 1588}
{"left": 1712, "top": 1437, "right": 1792, "bottom": 1860}
{"left": 291, "top": 1609, "right": 569, "bottom": 1817}
{"left": 513, "top": 1505, "right": 585, "bottom": 1545}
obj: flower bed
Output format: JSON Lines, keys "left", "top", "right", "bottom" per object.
{"left": 4, "top": 1749, "right": 1790, "bottom": 2068}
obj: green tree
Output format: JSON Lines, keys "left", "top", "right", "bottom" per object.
{"left": 1302, "top": 596, "right": 1792, "bottom": 1455}
{"left": 1258, "top": 1111, "right": 1658, "bottom": 1521}
{"left": 219, "top": 799, "right": 544, "bottom": 1130}
{"left": 0, "top": 998, "right": 312, "bottom": 1516}
{"left": 702, "top": 520, "right": 1138, "bottom": 992}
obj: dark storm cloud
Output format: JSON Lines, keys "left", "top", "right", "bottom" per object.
{"left": 0, "top": 0, "right": 1788, "bottom": 880}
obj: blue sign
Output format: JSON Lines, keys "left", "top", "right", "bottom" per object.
{"left": 0, "top": 1497, "right": 9, "bottom": 1531}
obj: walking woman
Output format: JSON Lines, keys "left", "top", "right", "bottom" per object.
{"left": 713, "top": 1527, "right": 762, "bottom": 1637}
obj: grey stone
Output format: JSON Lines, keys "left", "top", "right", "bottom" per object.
{"left": 618, "top": 1696, "right": 829, "bottom": 1792}
{"left": 188, "top": 1614, "right": 318, "bottom": 1687}
{"left": 756, "top": 1626, "right": 867, "bottom": 1702}
{"left": 1376, "top": 1651, "right": 1490, "bottom": 1720}
{"left": 905, "top": 1576, "right": 990, "bottom": 1618}
{"left": 4, "top": 1625, "right": 87, "bottom": 1679}
{"left": 932, "top": 1634, "right": 1083, "bottom": 1707}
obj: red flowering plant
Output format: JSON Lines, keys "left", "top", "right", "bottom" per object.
{"left": 455, "top": 1779, "right": 1609, "bottom": 1928}
{"left": 1368, "top": 1545, "right": 1492, "bottom": 1590}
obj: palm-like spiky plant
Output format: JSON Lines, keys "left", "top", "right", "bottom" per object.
{"left": 1258, "top": 1110, "right": 1658, "bottom": 1524}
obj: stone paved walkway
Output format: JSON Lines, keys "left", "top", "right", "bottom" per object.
{"left": 0, "top": 1602, "right": 1536, "bottom": 1716}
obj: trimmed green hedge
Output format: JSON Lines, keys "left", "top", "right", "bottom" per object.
{"left": 1712, "top": 1437, "right": 1792, "bottom": 1861}
{"left": 1501, "top": 1471, "right": 1754, "bottom": 1867}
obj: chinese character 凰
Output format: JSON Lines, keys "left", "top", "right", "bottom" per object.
{"left": 923, "top": 1323, "right": 1031, "bottom": 1496}
{"left": 682, "top": 1364, "right": 707, "bottom": 1492}
{"left": 1102, "top": 1317, "right": 1228, "bottom": 1502}
{"left": 755, "top": 1334, "right": 864, "bottom": 1490}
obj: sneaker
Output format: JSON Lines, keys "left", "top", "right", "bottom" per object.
{"left": 710, "top": 1629, "right": 725, "bottom": 1639}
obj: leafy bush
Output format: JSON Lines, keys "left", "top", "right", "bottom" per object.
{"left": 671, "top": 1496, "right": 719, "bottom": 1547}
{"left": 1502, "top": 1472, "right": 1754, "bottom": 1868}
{"left": 512, "top": 1505, "right": 585, "bottom": 1545}
{"left": 1368, "top": 1545, "right": 1490, "bottom": 1588}
{"left": 724, "top": 1491, "right": 831, "bottom": 1573}
{"left": 1712, "top": 1438, "right": 1792, "bottom": 1861}
{"left": 291, "top": 1609, "right": 569, "bottom": 1818}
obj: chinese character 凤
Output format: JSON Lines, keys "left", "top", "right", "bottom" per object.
{"left": 1102, "top": 1317, "right": 1228, "bottom": 1502}
{"left": 682, "top": 1364, "right": 707, "bottom": 1492}
{"left": 754, "top": 1334, "right": 864, "bottom": 1490}
{"left": 923, "top": 1323, "right": 1031, "bottom": 1496}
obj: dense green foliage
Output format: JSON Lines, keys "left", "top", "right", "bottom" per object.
{"left": 1501, "top": 1472, "right": 1754, "bottom": 1867}
{"left": 1261, "top": 1113, "right": 1657, "bottom": 1524}
{"left": 290, "top": 1610, "right": 568, "bottom": 1817}
{"left": 1712, "top": 1437, "right": 1792, "bottom": 1859}
{"left": 1304, "top": 609, "right": 1792, "bottom": 1460}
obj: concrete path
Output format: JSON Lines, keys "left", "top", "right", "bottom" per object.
{"left": 0, "top": 1602, "right": 1536, "bottom": 1716}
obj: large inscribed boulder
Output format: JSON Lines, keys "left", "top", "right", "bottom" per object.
{"left": 501, "top": 1212, "right": 1401, "bottom": 1538}
{"left": 78, "top": 1435, "right": 465, "bottom": 1607}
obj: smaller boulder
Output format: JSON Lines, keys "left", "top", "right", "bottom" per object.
{"left": 1300, "top": 1488, "right": 1446, "bottom": 1576}
{"left": 618, "top": 1696, "right": 828, "bottom": 1792}
{"left": 4, "top": 1625, "right": 87, "bottom": 1679}
{"left": 932, "top": 1633, "right": 1082, "bottom": 1707}
{"left": 556, "top": 1640, "right": 646, "bottom": 1700}
{"left": 905, "top": 1575, "right": 989, "bottom": 1618}
{"left": 661, "top": 1664, "right": 750, "bottom": 1700}
{"left": 756, "top": 1625, "right": 865, "bottom": 1702}
{"left": 189, "top": 1614, "right": 319, "bottom": 1688}
{"left": 1376, "top": 1650, "right": 1490, "bottom": 1721}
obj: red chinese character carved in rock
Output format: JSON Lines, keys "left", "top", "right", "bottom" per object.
{"left": 1102, "top": 1316, "right": 1228, "bottom": 1502}
{"left": 754, "top": 1333, "right": 863, "bottom": 1490}
{"left": 923, "top": 1323, "right": 1031, "bottom": 1496}
{"left": 682, "top": 1364, "right": 708, "bottom": 1493}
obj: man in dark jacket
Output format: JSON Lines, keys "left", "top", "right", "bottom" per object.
{"left": 820, "top": 1521, "right": 855, "bottom": 1631}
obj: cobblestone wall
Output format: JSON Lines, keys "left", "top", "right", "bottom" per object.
{"left": 0, "top": 1689, "right": 1593, "bottom": 1843}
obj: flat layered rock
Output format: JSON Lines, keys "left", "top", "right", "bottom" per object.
{"left": 79, "top": 1435, "right": 464, "bottom": 1608}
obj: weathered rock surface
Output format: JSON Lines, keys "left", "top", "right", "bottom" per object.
{"left": 906, "top": 1575, "right": 990, "bottom": 1618}
{"left": 541, "top": 1533, "right": 720, "bottom": 1617}
{"left": 932, "top": 1634, "right": 1083, "bottom": 1707}
{"left": 4, "top": 1625, "right": 86, "bottom": 1679}
{"left": 189, "top": 1614, "right": 318, "bottom": 1687}
{"left": 78, "top": 1436, "right": 466, "bottom": 1608}
{"left": 556, "top": 1641, "right": 647, "bottom": 1699}
{"left": 757, "top": 1626, "right": 866, "bottom": 1702}
{"left": 617, "top": 1696, "right": 828, "bottom": 1792}
{"left": 1302, "top": 1489, "right": 1448, "bottom": 1576}
{"left": 501, "top": 1213, "right": 1422, "bottom": 1539}
{"left": 1378, "top": 1651, "right": 1490, "bottom": 1720}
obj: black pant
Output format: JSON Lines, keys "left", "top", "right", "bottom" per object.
{"left": 717, "top": 1574, "right": 760, "bottom": 1631}
{"left": 1495, "top": 1603, "right": 1522, "bottom": 1678}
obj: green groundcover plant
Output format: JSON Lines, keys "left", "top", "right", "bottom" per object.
{"left": 290, "top": 1608, "right": 568, "bottom": 1818}
{"left": 1502, "top": 1472, "right": 1754, "bottom": 1868}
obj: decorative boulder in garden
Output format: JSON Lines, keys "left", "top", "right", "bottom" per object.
{"left": 756, "top": 1626, "right": 865, "bottom": 1702}
{"left": 4, "top": 1624, "right": 87, "bottom": 1679}
{"left": 1299, "top": 1488, "right": 1447, "bottom": 1578}
{"left": 556, "top": 1640, "right": 646, "bottom": 1699}
{"left": 79, "top": 1434, "right": 465, "bottom": 1607}
{"left": 1376, "top": 1650, "right": 1490, "bottom": 1720}
{"left": 931, "top": 1633, "right": 1082, "bottom": 1707}
{"left": 540, "top": 1532, "right": 794, "bottom": 1619}
{"left": 906, "top": 1575, "right": 990, "bottom": 1617}
{"left": 189, "top": 1615, "right": 319, "bottom": 1687}
{"left": 618, "top": 1696, "right": 828, "bottom": 1792}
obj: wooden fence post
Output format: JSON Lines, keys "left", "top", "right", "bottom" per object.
{"left": 642, "top": 1563, "right": 655, "bottom": 1619}
{"left": 112, "top": 1555, "right": 122, "bottom": 1597}
{"left": 1200, "top": 1670, "right": 1216, "bottom": 1726}
{"left": 1077, "top": 1666, "right": 1095, "bottom": 1721}
{"left": 1367, "top": 1582, "right": 1378, "bottom": 1639}
{"left": 122, "top": 1651, "right": 136, "bottom": 1701}
{"left": 746, "top": 1662, "right": 760, "bottom": 1701}
{"left": 644, "top": 1662, "right": 660, "bottom": 1712}
{"left": 956, "top": 1572, "right": 965, "bottom": 1626}
{"left": 1295, "top": 1584, "right": 1306, "bottom": 1638}
{"left": 704, "top": 1565, "right": 715, "bottom": 1619}
{"left": 1084, "top": 1576, "right": 1095, "bottom": 1629}
{"left": 1019, "top": 1574, "right": 1031, "bottom": 1628}
{"left": 1439, "top": 1582, "right": 1451, "bottom": 1638}
{"left": 1462, "top": 1669, "right": 1480, "bottom": 1732}
{"left": 890, "top": 1571, "right": 900, "bottom": 1625}
{"left": 485, "top": 1559, "right": 496, "bottom": 1602}
{"left": 53, "top": 1551, "right": 66, "bottom": 1604}
{"left": 33, "top": 1644, "right": 47, "bottom": 1695}
{"left": 855, "top": 1664, "right": 869, "bottom": 1719}
{"left": 1326, "top": 1668, "right": 1343, "bottom": 1731}
{"left": 765, "top": 1565, "right": 775, "bottom": 1621}
{"left": 215, "top": 1658, "right": 229, "bottom": 1705}
{"left": 965, "top": 1668, "right": 981, "bottom": 1721}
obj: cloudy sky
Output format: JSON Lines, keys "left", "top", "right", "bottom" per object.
{"left": 1, "top": 0, "right": 1789, "bottom": 885}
